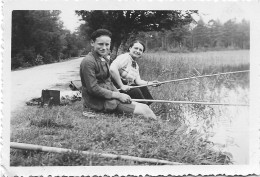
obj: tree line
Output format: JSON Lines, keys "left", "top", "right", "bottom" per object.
{"left": 11, "top": 10, "right": 250, "bottom": 70}
{"left": 119, "top": 18, "right": 250, "bottom": 53}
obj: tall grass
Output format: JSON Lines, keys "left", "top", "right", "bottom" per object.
{"left": 139, "top": 51, "right": 249, "bottom": 111}
{"left": 139, "top": 50, "right": 249, "bottom": 164}
{"left": 10, "top": 50, "right": 249, "bottom": 165}
{"left": 140, "top": 50, "right": 249, "bottom": 81}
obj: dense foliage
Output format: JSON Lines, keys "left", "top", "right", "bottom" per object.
{"left": 75, "top": 10, "right": 198, "bottom": 57}
{"left": 11, "top": 10, "right": 86, "bottom": 69}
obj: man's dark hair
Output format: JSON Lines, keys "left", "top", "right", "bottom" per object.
{"left": 128, "top": 40, "right": 146, "bottom": 52}
{"left": 91, "top": 29, "right": 112, "bottom": 41}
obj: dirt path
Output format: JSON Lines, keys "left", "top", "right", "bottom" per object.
{"left": 11, "top": 57, "right": 83, "bottom": 114}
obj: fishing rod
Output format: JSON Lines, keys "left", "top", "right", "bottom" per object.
{"left": 10, "top": 142, "right": 185, "bottom": 165}
{"left": 132, "top": 99, "right": 249, "bottom": 107}
{"left": 125, "top": 70, "right": 249, "bottom": 90}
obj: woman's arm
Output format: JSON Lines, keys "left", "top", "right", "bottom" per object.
{"left": 135, "top": 77, "right": 152, "bottom": 85}
{"left": 110, "top": 56, "right": 131, "bottom": 91}
{"left": 110, "top": 65, "right": 131, "bottom": 91}
{"left": 135, "top": 75, "right": 161, "bottom": 86}
{"left": 110, "top": 64, "right": 125, "bottom": 88}
{"left": 133, "top": 69, "right": 148, "bottom": 86}
{"left": 135, "top": 77, "right": 148, "bottom": 85}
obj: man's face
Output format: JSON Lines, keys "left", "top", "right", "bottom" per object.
{"left": 91, "top": 35, "right": 111, "bottom": 57}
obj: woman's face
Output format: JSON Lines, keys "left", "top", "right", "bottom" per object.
{"left": 91, "top": 35, "right": 111, "bottom": 57}
{"left": 129, "top": 42, "right": 144, "bottom": 59}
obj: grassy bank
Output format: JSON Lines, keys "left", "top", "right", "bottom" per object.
{"left": 10, "top": 50, "right": 249, "bottom": 166}
{"left": 11, "top": 101, "right": 232, "bottom": 165}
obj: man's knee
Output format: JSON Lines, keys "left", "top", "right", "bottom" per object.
{"left": 132, "top": 102, "right": 155, "bottom": 119}
{"left": 141, "top": 104, "right": 154, "bottom": 116}
{"left": 142, "top": 104, "right": 150, "bottom": 112}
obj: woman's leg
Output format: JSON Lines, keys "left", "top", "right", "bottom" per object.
{"left": 139, "top": 86, "right": 154, "bottom": 105}
{"left": 124, "top": 87, "right": 147, "bottom": 105}
{"left": 139, "top": 86, "right": 153, "bottom": 99}
{"left": 126, "top": 86, "right": 153, "bottom": 105}
{"left": 127, "top": 87, "right": 144, "bottom": 98}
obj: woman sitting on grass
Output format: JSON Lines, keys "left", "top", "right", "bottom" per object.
{"left": 110, "top": 40, "right": 160, "bottom": 105}
{"left": 80, "top": 29, "right": 157, "bottom": 120}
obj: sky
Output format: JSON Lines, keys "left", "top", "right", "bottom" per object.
{"left": 60, "top": 3, "right": 251, "bottom": 32}
{"left": 59, "top": 10, "right": 84, "bottom": 32}
{"left": 192, "top": 3, "right": 250, "bottom": 24}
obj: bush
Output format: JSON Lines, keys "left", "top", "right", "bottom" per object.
{"left": 11, "top": 49, "right": 36, "bottom": 69}
{"left": 71, "top": 49, "right": 79, "bottom": 57}
{"left": 59, "top": 53, "right": 67, "bottom": 60}
{"left": 42, "top": 52, "right": 54, "bottom": 64}
{"left": 35, "top": 54, "right": 44, "bottom": 65}
{"left": 21, "top": 49, "right": 36, "bottom": 64}
{"left": 11, "top": 55, "right": 24, "bottom": 69}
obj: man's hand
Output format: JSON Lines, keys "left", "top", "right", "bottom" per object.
{"left": 119, "top": 93, "right": 132, "bottom": 103}
{"left": 112, "top": 92, "right": 132, "bottom": 104}
{"left": 120, "top": 85, "right": 132, "bottom": 92}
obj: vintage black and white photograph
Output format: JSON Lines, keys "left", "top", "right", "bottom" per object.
{"left": 2, "top": 0, "right": 260, "bottom": 176}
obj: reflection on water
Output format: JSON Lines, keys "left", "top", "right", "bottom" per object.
{"left": 209, "top": 106, "right": 249, "bottom": 164}
{"left": 184, "top": 86, "right": 249, "bottom": 164}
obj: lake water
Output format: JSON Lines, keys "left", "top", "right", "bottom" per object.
{"left": 184, "top": 86, "right": 249, "bottom": 164}
{"left": 209, "top": 105, "right": 249, "bottom": 164}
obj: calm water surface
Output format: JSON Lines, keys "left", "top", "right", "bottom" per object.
{"left": 184, "top": 86, "right": 249, "bottom": 164}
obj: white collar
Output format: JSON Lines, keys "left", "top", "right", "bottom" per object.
{"left": 128, "top": 53, "right": 136, "bottom": 62}
{"left": 99, "top": 57, "right": 106, "bottom": 62}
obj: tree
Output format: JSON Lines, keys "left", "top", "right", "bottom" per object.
{"left": 191, "top": 19, "right": 211, "bottom": 49}
{"left": 222, "top": 19, "right": 237, "bottom": 48}
{"left": 167, "top": 25, "right": 191, "bottom": 49}
{"left": 207, "top": 19, "right": 224, "bottom": 48}
{"left": 75, "top": 10, "right": 198, "bottom": 57}
{"left": 12, "top": 10, "right": 64, "bottom": 68}
{"left": 61, "top": 31, "right": 87, "bottom": 58}
{"left": 188, "top": 18, "right": 249, "bottom": 51}
{"left": 235, "top": 19, "right": 250, "bottom": 49}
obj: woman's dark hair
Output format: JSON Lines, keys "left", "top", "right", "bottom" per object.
{"left": 91, "top": 29, "right": 112, "bottom": 41}
{"left": 128, "top": 40, "right": 146, "bottom": 52}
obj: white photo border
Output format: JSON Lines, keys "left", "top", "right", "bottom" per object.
{"left": 1, "top": 0, "right": 260, "bottom": 176}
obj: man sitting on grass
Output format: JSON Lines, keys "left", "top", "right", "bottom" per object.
{"left": 80, "top": 29, "right": 157, "bottom": 120}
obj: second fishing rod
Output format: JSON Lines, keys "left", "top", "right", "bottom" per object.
{"left": 118, "top": 70, "right": 249, "bottom": 91}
